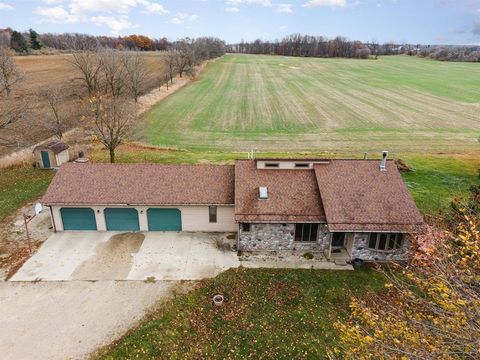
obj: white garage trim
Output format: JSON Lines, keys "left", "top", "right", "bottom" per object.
{"left": 50, "top": 205, "right": 237, "bottom": 232}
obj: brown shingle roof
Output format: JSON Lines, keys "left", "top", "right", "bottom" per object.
{"left": 42, "top": 163, "right": 235, "bottom": 205}
{"left": 314, "top": 160, "right": 425, "bottom": 233}
{"left": 34, "top": 140, "right": 69, "bottom": 154}
{"left": 234, "top": 160, "right": 326, "bottom": 222}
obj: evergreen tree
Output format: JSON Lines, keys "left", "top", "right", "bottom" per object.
{"left": 29, "top": 29, "right": 42, "bottom": 50}
{"left": 10, "top": 31, "right": 28, "bottom": 53}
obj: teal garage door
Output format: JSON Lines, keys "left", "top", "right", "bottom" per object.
{"left": 60, "top": 208, "right": 97, "bottom": 230}
{"left": 147, "top": 208, "right": 182, "bottom": 231}
{"left": 104, "top": 208, "right": 140, "bottom": 231}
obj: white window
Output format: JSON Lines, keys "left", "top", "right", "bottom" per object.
{"left": 265, "top": 162, "right": 279, "bottom": 168}
{"left": 294, "top": 163, "right": 310, "bottom": 169}
{"left": 368, "top": 233, "right": 403, "bottom": 252}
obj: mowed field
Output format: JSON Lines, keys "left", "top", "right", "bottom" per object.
{"left": 140, "top": 54, "right": 480, "bottom": 153}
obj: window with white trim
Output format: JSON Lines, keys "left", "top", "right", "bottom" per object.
{"left": 368, "top": 233, "right": 403, "bottom": 251}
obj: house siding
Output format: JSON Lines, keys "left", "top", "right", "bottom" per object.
{"left": 50, "top": 205, "right": 236, "bottom": 232}
{"left": 55, "top": 150, "right": 70, "bottom": 167}
{"left": 351, "top": 233, "right": 409, "bottom": 261}
{"left": 238, "top": 223, "right": 330, "bottom": 251}
{"left": 35, "top": 149, "right": 69, "bottom": 168}
{"left": 35, "top": 149, "right": 55, "bottom": 168}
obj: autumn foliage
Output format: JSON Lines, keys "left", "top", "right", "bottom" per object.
{"left": 336, "top": 210, "right": 480, "bottom": 359}
{"left": 122, "top": 35, "right": 154, "bottom": 51}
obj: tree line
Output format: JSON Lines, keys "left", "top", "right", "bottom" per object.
{"left": 228, "top": 34, "right": 374, "bottom": 59}
{"left": 0, "top": 36, "right": 226, "bottom": 162}
{"left": 0, "top": 28, "right": 226, "bottom": 56}
{"left": 228, "top": 34, "right": 480, "bottom": 62}
{"left": 418, "top": 46, "right": 480, "bottom": 62}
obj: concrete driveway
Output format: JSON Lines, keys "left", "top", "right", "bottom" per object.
{"left": 11, "top": 231, "right": 240, "bottom": 281}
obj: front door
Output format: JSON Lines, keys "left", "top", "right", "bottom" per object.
{"left": 331, "top": 232, "right": 346, "bottom": 247}
{"left": 41, "top": 151, "right": 51, "bottom": 168}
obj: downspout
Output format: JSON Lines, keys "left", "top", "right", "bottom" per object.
{"left": 328, "top": 232, "right": 332, "bottom": 260}
{"left": 49, "top": 205, "right": 57, "bottom": 232}
{"left": 237, "top": 223, "right": 241, "bottom": 253}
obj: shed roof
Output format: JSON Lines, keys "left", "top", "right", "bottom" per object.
{"left": 314, "top": 160, "right": 425, "bottom": 233}
{"left": 33, "top": 140, "right": 69, "bottom": 154}
{"left": 234, "top": 160, "right": 326, "bottom": 222}
{"left": 42, "top": 163, "right": 235, "bottom": 205}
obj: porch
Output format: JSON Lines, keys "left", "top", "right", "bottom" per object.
{"left": 238, "top": 250, "right": 354, "bottom": 270}
{"left": 324, "top": 232, "right": 354, "bottom": 264}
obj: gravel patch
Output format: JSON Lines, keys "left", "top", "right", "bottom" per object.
{"left": 0, "top": 280, "right": 188, "bottom": 360}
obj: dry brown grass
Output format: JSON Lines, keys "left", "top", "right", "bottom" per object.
{"left": 0, "top": 52, "right": 166, "bottom": 157}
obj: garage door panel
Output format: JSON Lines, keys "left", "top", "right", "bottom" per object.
{"left": 60, "top": 208, "right": 97, "bottom": 231}
{"left": 104, "top": 208, "right": 139, "bottom": 231}
{"left": 147, "top": 208, "right": 182, "bottom": 231}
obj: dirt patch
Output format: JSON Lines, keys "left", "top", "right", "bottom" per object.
{"left": 395, "top": 158, "right": 413, "bottom": 172}
{"left": 0, "top": 280, "right": 184, "bottom": 360}
{"left": 137, "top": 76, "right": 191, "bottom": 115}
{"left": 215, "top": 234, "right": 236, "bottom": 252}
{"left": 72, "top": 232, "right": 145, "bottom": 280}
{"left": 122, "top": 142, "right": 179, "bottom": 153}
{"left": 0, "top": 203, "right": 54, "bottom": 280}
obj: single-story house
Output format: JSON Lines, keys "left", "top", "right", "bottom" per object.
{"left": 42, "top": 154, "right": 425, "bottom": 262}
{"left": 33, "top": 140, "right": 70, "bottom": 169}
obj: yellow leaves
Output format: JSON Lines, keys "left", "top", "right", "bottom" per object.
{"left": 336, "top": 209, "right": 480, "bottom": 359}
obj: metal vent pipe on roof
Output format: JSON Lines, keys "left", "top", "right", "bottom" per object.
{"left": 380, "top": 151, "right": 388, "bottom": 171}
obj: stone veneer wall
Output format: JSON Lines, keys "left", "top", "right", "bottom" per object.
{"left": 238, "top": 223, "right": 330, "bottom": 251}
{"left": 351, "top": 233, "right": 409, "bottom": 261}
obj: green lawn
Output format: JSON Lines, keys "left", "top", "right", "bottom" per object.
{"left": 139, "top": 55, "right": 480, "bottom": 153}
{"left": 96, "top": 267, "right": 385, "bottom": 359}
{"left": 0, "top": 167, "right": 54, "bottom": 223}
{"left": 401, "top": 154, "right": 479, "bottom": 215}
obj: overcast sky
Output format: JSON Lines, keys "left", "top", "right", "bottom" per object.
{"left": 0, "top": 0, "right": 479, "bottom": 45}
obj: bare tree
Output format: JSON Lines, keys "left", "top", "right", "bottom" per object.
{"left": 164, "top": 51, "right": 178, "bottom": 84}
{"left": 0, "top": 49, "right": 24, "bottom": 96}
{"left": 0, "top": 98, "right": 29, "bottom": 147}
{"left": 69, "top": 50, "right": 102, "bottom": 96}
{"left": 88, "top": 96, "right": 136, "bottom": 163}
{"left": 121, "top": 52, "right": 150, "bottom": 103}
{"left": 98, "top": 50, "right": 125, "bottom": 98}
{"left": 40, "top": 86, "right": 68, "bottom": 139}
{"left": 0, "top": 29, "right": 11, "bottom": 49}
{"left": 172, "top": 39, "right": 196, "bottom": 78}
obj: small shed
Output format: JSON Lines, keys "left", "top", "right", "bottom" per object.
{"left": 33, "top": 140, "right": 70, "bottom": 169}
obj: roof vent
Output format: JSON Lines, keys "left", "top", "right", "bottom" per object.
{"left": 380, "top": 151, "right": 388, "bottom": 172}
{"left": 259, "top": 186, "right": 268, "bottom": 200}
